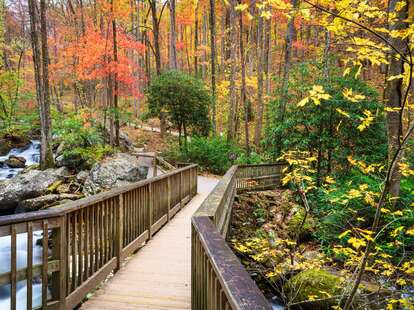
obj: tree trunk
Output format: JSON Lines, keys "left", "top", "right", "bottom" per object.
{"left": 209, "top": 0, "right": 217, "bottom": 132}
{"left": 227, "top": 1, "right": 237, "bottom": 141}
{"left": 194, "top": 0, "right": 199, "bottom": 76}
{"left": 169, "top": 0, "right": 178, "bottom": 69}
{"left": 254, "top": 13, "right": 264, "bottom": 146}
{"left": 384, "top": 0, "right": 409, "bottom": 206}
{"left": 239, "top": 1, "right": 250, "bottom": 154}
{"left": 150, "top": 0, "right": 161, "bottom": 75}
{"left": 28, "top": 0, "right": 54, "bottom": 169}
{"left": 112, "top": 15, "right": 120, "bottom": 147}
{"left": 201, "top": 14, "right": 207, "bottom": 80}
{"left": 275, "top": 0, "right": 298, "bottom": 156}
{"left": 264, "top": 17, "right": 271, "bottom": 128}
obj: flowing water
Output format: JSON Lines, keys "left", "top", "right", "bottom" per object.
{"left": 0, "top": 232, "right": 49, "bottom": 309}
{"left": 0, "top": 140, "right": 46, "bottom": 308}
{"left": 269, "top": 296, "right": 286, "bottom": 309}
{"left": 0, "top": 140, "right": 40, "bottom": 181}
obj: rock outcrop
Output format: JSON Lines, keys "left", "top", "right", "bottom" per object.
{"left": 0, "top": 167, "right": 69, "bottom": 211}
{"left": 83, "top": 153, "right": 148, "bottom": 195}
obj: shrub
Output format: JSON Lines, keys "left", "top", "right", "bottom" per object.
{"left": 146, "top": 70, "right": 211, "bottom": 143}
{"left": 164, "top": 136, "right": 266, "bottom": 175}
{"left": 53, "top": 111, "right": 113, "bottom": 170}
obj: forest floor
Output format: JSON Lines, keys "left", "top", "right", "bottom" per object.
{"left": 123, "top": 125, "right": 179, "bottom": 153}
{"left": 229, "top": 189, "right": 391, "bottom": 309}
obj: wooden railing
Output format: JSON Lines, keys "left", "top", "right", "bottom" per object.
{"left": 192, "top": 163, "right": 285, "bottom": 310}
{"left": 0, "top": 164, "right": 198, "bottom": 310}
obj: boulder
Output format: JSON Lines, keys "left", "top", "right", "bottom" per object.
{"left": 0, "top": 134, "right": 30, "bottom": 156}
{"left": 0, "top": 140, "right": 12, "bottom": 156}
{"left": 0, "top": 167, "right": 69, "bottom": 211}
{"left": 287, "top": 207, "right": 317, "bottom": 242}
{"left": 5, "top": 155, "right": 26, "bottom": 168}
{"left": 55, "top": 153, "right": 84, "bottom": 169}
{"left": 76, "top": 170, "right": 89, "bottom": 184}
{"left": 283, "top": 269, "right": 342, "bottom": 309}
{"left": 83, "top": 153, "right": 148, "bottom": 195}
{"left": 17, "top": 193, "right": 82, "bottom": 212}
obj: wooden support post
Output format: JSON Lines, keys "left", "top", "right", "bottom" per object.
{"left": 153, "top": 157, "right": 158, "bottom": 177}
{"left": 116, "top": 194, "right": 124, "bottom": 271}
{"left": 148, "top": 183, "right": 153, "bottom": 238}
{"left": 167, "top": 176, "right": 171, "bottom": 221}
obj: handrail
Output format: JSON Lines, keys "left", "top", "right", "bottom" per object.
{"left": 191, "top": 163, "right": 285, "bottom": 310}
{"left": 0, "top": 163, "right": 198, "bottom": 309}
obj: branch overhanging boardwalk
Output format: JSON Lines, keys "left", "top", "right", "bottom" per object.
{"left": 81, "top": 176, "right": 219, "bottom": 310}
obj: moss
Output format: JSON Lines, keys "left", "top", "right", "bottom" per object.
{"left": 284, "top": 269, "right": 342, "bottom": 307}
{"left": 287, "top": 207, "right": 316, "bottom": 241}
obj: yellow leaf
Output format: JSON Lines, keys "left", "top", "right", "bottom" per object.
{"left": 298, "top": 97, "right": 309, "bottom": 107}
{"left": 387, "top": 74, "right": 404, "bottom": 81}
{"left": 234, "top": 3, "right": 248, "bottom": 11}
{"left": 261, "top": 11, "right": 273, "bottom": 20}
{"left": 343, "top": 68, "right": 351, "bottom": 76}
{"left": 339, "top": 230, "right": 351, "bottom": 239}
{"left": 348, "top": 237, "right": 366, "bottom": 250}
{"left": 336, "top": 108, "right": 350, "bottom": 118}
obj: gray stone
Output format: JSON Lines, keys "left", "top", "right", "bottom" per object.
{"left": 83, "top": 153, "right": 148, "bottom": 195}
{"left": 76, "top": 170, "right": 89, "bottom": 184}
{"left": 5, "top": 155, "right": 26, "bottom": 168}
{"left": 0, "top": 167, "right": 69, "bottom": 210}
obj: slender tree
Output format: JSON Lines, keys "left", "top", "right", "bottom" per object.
{"left": 384, "top": 0, "right": 409, "bottom": 206}
{"left": 209, "top": 0, "right": 217, "bottom": 132}
{"left": 239, "top": 0, "right": 250, "bottom": 154}
{"left": 254, "top": 12, "right": 264, "bottom": 146}
{"left": 169, "top": 0, "right": 178, "bottom": 69}
{"left": 28, "top": 0, "right": 54, "bottom": 169}
{"left": 227, "top": 0, "right": 237, "bottom": 141}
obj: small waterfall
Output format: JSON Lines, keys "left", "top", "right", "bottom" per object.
{"left": 0, "top": 140, "right": 40, "bottom": 181}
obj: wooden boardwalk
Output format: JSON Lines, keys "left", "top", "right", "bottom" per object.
{"left": 81, "top": 176, "right": 219, "bottom": 310}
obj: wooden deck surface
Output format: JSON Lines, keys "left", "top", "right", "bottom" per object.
{"left": 81, "top": 176, "right": 218, "bottom": 310}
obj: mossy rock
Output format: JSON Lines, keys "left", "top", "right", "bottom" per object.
{"left": 287, "top": 207, "right": 316, "bottom": 241}
{"left": 284, "top": 269, "right": 342, "bottom": 309}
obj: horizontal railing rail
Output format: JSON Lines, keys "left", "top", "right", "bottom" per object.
{"left": 192, "top": 163, "right": 286, "bottom": 310}
{"left": 0, "top": 164, "right": 198, "bottom": 310}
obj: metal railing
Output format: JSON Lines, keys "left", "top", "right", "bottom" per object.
{"left": 192, "top": 163, "right": 285, "bottom": 310}
{"left": 0, "top": 164, "right": 198, "bottom": 310}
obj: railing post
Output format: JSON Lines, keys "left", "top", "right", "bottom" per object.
{"left": 116, "top": 194, "right": 124, "bottom": 271}
{"left": 167, "top": 176, "right": 171, "bottom": 221}
{"left": 179, "top": 171, "right": 183, "bottom": 209}
{"left": 148, "top": 183, "right": 153, "bottom": 238}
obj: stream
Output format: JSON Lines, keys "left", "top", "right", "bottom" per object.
{"left": 0, "top": 232, "right": 49, "bottom": 309}
{"left": 0, "top": 141, "right": 48, "bottom": 308}
{"left": 0, "top": 140, "right": 40, "bottom": 181}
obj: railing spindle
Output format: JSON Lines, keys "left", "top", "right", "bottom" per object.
{"left": 10, "top": 224, "right": 16, "bottom": 310}
{"left": 27, "top": 222, "right": 33, "bottom": 310}
{"left": 42, "top": 220, "right": 48, "bottom": 308}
